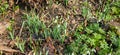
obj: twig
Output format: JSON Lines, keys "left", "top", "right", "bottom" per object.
{"left": 18, "top": 21, "right": 25, "bottom": 37}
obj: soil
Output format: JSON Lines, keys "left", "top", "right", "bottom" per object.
{"left": 0, "top": 0, "right": 120, "bottom": 55}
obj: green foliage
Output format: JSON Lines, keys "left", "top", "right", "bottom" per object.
{"left": 82, "top": 7, "right": 90, "bottom": 18}
{"left": 51, "top": 21, "right": 67, "bottom": 42}
{"left": 5, "top": 0, "right": 120, "bottom": 54}
{"left": 64, "top": 0, "right": 68, "bottom": 6}
{"left": 64, "top": 1, "right": 120, "bottom": 54}
{"left": 7, "top": 23, "right": 15, "bottom": 40}
{"left": 65, "top": 21, "right": 120, "bottom": 54}
{"left": 0, "top": 1, "right": 9, "bottom": 14}
{"left": 15, "top": 37, "right": 26, "bottom": 53}
{"left": 111, "top": 0, "right": 120, "bottom": 15}
{"left": 24, "top": 11, "right": 67, "bottom": 42}
{"left": 25, "top": 11, "right": 42, "bottom": 35}
{"left": 9, "top": 30, "right": 15, "bottom": 40}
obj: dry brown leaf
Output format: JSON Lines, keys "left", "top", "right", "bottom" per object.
{"left": 52, "top": 3, "right": 59, "bottom": 9}
{"left": 109, "top": 21, "right": 120, "bottom": 27}
{"left": 44, "top": 37, "right": 56, "bottom": 54}
{"left": 0, "top": 45, "right": 19, "bottom": 53}
{"left": 0, "top": 21, "right": 10, "bottom": 35}
{"left": 0, "top": 39, "right": 10, "bottom": 45}
{"left": 28, "top": 50, "right": 33, "bottom": 55}
{"left": 109, "top": 20, "right": 120, "bottom": 35}
{"left": 9, "top": 0, "right": 14, "bottom": 7}
{"left": 84, "top": 19, "right": 88, "bottom": 27}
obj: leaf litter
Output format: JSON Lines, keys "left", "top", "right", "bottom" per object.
{"left": 0, "top": 21, "right": 11, "bottom": 35}
{"left": 0, "top": 0, "right": 120, "bottom": 55}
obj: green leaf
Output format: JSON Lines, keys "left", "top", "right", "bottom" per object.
{"left": 82, "top": 7, "right": 89, "bottom": 18}
{"left": 93, "top": 33, "right": 102, "bottom": 40}
{"left": 87, "top": 23, "right": 99, "bottom": 31}
{"left": 111, "top": 6, "right": 119, "bottom": 15}
{"left": 98, "top": 28, "right": 105, "bottom": 34}
{"left": 85, "top": 28, "right": 93, "bottom": 34}
{"left": 64, "top": 0, "right": 68, "bottom": 6}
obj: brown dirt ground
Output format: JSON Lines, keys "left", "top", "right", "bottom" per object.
{"left": 0, "top": 0, "right": 119, "bottom": 55}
